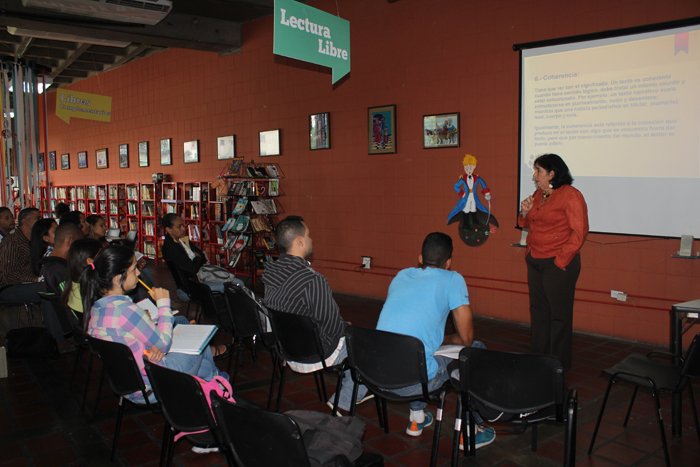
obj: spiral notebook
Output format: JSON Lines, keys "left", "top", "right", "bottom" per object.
{"left": 168, "top": 324, "right": 218, "bottom": 355}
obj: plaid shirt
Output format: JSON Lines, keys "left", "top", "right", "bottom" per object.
{"left": 88, "top": 295, "right": 174, "bottom": 378}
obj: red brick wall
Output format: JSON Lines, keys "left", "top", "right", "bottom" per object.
{"left": 41, "top": 0, "right": 700, "bottom": 347}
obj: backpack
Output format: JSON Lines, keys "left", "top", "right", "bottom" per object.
{"left": 174, "top": 374, "right": 235, "bottom": 442}
{"left": 4, "top": 327, "right": 58, "bottom": 358}
{"left": 197, "top": 264, "right": 236, "bottom": 283}
{"left": 285, "top": 410, "right": 365, "bottom": 467}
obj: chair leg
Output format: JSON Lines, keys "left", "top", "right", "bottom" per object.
{"left": 349, "top": 374, "right": 360, "bottom": 417}
{"left": 159, "top": 421, "right": 171, "bottom": 467}
{"left": 652, "top": 390, "right": 671, "bottom": 467}
{"left": 469, "top": 407, "right": 476, "bottom": 456}
{"left": 451, "top": 395, "right": 462, "bottom": 467}
{"left": 564, "top": 391, "right": 578, "bottom": 467}
{"left": 275, "top": 364, "right": 287, "bottom": 412}
{"left": 318, "top": 371, "right": 328, "bottom": 403}
{"left": 588, "top": 378, "right": 616, "bottom": 454}
{"left": 687, "top": 383, "right": 700, "bottom": 448}
{"left": 374, "top": 396, "right": 384, "bottom": 429}
{"left": 331, "top": 371, "right": 343, "bottom": 417}
{"left": 111, "top": 397, "right": 126, "bottom": 461}
{"left": 382, "top": 398, "right": 389, "bottom": 434}
{"left": 430, "top": 389, "right": 447, "bottom": 467}
{"left": 531, "top": 423, "right": 538, "bottom": 451}
{"left": 623, "top": 386, "right": 639, "bottom": 427}
{"left": 166, "top": 428, "right": 176, "bottom": 467}
{"left": 93, "top": 365, "right": 107, "bottom": 415}
{"left": 267, "top": 352, "right": 279, "bottom": 409}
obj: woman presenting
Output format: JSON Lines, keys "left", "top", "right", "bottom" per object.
{"left": 519, "top": 154, "right": 588, "bottom": 371}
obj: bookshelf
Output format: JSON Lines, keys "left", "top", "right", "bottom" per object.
{"left": 224, "top": 161, "right": 283, "bottom": 285}
{"left": 107, "top": 184, "right": 126, "bottom": 233}
{"left": 86, "top": 185, "right": 98, "bottom": 215}
{"left": 39, "top": 186, "right": 51, "bottom": 218}
{"left": 97, "top": 185, "right": 107, "bottom": 216}
{"left": 140, "top": 183, "right": 162, "bottom": 262}
{"left": 161, "top": 181, "right": 183, "bottom": 217}
{"left": 183, "top": 181, "right": 209, "bottom": 250}
{"left": 126, "top": 184, "right": 140, "bottom": 233}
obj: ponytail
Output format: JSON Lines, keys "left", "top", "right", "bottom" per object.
{"left": 80, "top": 245, "right": 135, "bottom": 331}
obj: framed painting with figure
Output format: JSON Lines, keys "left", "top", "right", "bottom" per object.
{"left": 50, "top": 151, "right": 57, "bottom": 171}
{"left": 160, "top": 138, "right": 172, "bottom": 166}
{"left": 61, "top": 153, "right": 70, "bottom": 170}
{"left": 138, "top": 141, "right": 149, "bottom": 167}
{"left": 96, "top": 148, "right": 108, "bottom": 169}
{"left": 78, "top": 151, "right": 88, "bottom": 169}
{"left": 119, "top": 144, "right": 128, "bottom": 168}
{"left": 38, "top": 152, "right": 45, "bottom": 172}
{"left": 423, "top": 112, "right": 459, "bottom": 149}
{"left": 368, "top": 105, "right": 396, "bottom": 154}
{"left": 309, "top": 113, "right": 330, "bottom": 150}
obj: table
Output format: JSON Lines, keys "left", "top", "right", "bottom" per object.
{"left": 670, "top": 299, "right": 700, "bottom": 437}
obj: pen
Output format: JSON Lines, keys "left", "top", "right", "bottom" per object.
{"left": 138, "top": 279, "right": 152, "bottom": 292}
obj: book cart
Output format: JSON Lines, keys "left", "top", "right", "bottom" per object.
{"left": 224, "top": 161, "right": 283, "bottom": 286}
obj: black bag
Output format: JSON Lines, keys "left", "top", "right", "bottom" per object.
{"left": 286, "top": 410, "right": 365, "bottom": 467}
{"left": 4, "top": 327, "right": 58, "bottom": 358}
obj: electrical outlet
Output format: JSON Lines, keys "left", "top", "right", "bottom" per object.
{"left": 362, "top": 256, "right": 371, "bottom": 269}
{"left": 611, "top": 290, "right": 623, "bottom": 299}
{"left": 617, "top": 293, "right": 628, "bottom": 302}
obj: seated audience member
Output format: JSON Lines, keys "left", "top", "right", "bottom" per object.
{"left": 37, "top": 222, "right": 82, "bottom": 302}
{"left": 30, "top": 218, "right": 58, "bottom": 275}
{"left": 0, "top": 207, "right": 15, "bottom": 241}
{"left": 160, "top": 213, "right": 243, "bottom": 298}
{"left": 61, "top": 238, "right": 103, "bottom": 321}
{"left": 262, "top": 216, "right": 366, "bottom": 392}
{"left": 0, "top": 208, "right": 64, "bottom": 341}
{"left": 86, "top": 215, "right": 109, "bottom": 246}
{"left": 61, "top": 211, "right": 89, "bottom": 237}
{"left": 335, "top": 232, "right": 495, "bottom": 449}
{"left": 54, "top": 202, "right": 70, "bottom": 221}
{"left": 84, "top": 246, "right": 230, "bottom": 410}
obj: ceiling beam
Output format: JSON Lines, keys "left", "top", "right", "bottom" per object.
{"left": 15, "top": 35, "right": 32, "bottom": 56}
{"left": 50, "top": 42, "right": 90, "bottom": 79}
{"left": 0, "top": 0, "right": 242, "bottom": 54}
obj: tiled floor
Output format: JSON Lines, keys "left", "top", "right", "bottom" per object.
{"left": 1, "top": 264, "right": 698, "bottom": 467}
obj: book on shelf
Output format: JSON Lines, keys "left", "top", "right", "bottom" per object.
{"left": 254, "top": 181, "right": 267, "bottom": 196}
{"left": 246, "top": 167, "right": 259, "bottom": 178}
{"left": 78, "top": 201, "right": 86, "bottom": 212}
{"left": 269, "top": 179, "right": 279, "bottom": 196}
{"left": 250, "top": 217, "right": 269, "bottom": 233}
{"left": 222, "top": 218, "right": 234, "bottom": 231}
{"left": 128, "top": 219, "right": 138, "bottom": 231}
{"left": 169, "top": 324, "right": 218, "bottom": 355}
{"left": 262, "top": 236, "right": 277, "bottom": 250}
{"left": 255, "top": 166, "right": 270, "bottom": 178}
{"left": 143, "top": 242, "right": 157, "bottom": 257}
{"left": 109, "top": 218, "right": 119, "bottom": 229}
{"left": 224, "top": 235, "right": 236, "bottom": 250}
{"left": 253, "top": 250, "right": 267, "bottom": 268}
{"left": 190, "top": 186, "right": 201, "bottom": 201}
{"left": 267, "top": 165, "right": 280, "bottom": 177}
{"left": 215, "top": 225, "right": 225, "bottom": 245}
{"left": 188, "top": 224, "right": 201, "bottom": 242}
{"left": 250, "top": 199, "right": 277, "bottom": 215}
{"left": 228, "top": 252, "right": 242, "bottom": 268}
{"left": 189, "top": 204, "right": 199, "bottom": 219}
{"left": 142, "top": 203, "right": 155, "bottom": 216}
{"left": 144, "top": 220, "right": 155, "bottom": 236}
{"left": 126, "top": 186, "right": 139, "bottom": 199}
{"left": 232, "top": 215, "right": 250, "bottom": 233}
{"left": 232, "top": 235, "right": 249, "bottom": 251}
{"left": 228, "top": 158, "right": 245, "bottom": 176}
{"left": 141, "top": 186, "right": 154, "bottom": 200}
{"left": 232, "top": 197, "right": 248, "bottom": 215}
{"left": 213, "top": 203, "right": 223, "bottom": 221}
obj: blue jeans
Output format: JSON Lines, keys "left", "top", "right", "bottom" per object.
{"left": 128, "top": 315, "right": 219, "bottom": 404}
{"left": 335, "top": 340, "right": 486, "bottom": 412}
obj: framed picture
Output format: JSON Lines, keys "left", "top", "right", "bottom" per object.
{"left": 38, "top": 152, "right": 45, "bottom": 172}
{"left": 49, "top": 151, "right": 57, "bottom": 171}
{"left": 96, "top": 148, "right": 108, "bottom": 169}
{"left": 423, "top": 112, "right": 460, "bottom": 149}
{"left": 160, "top": 138, "right": 172, "bottom": 165}
{"left": 61, "top": 153, "right": 70, "bottom": 170}
{"left": 77, "top": 151, "right": 88, "bottom": 169}
{"left": 217, "top": 135, "right": 235, "bottom": 160}
{"left": 119, "top": 144, "right": 129, "bottom": 168}
{"left": 309, "top": 112, "right": 330, "bottom": 150}
{"left": 138, "top": 141, "right": 149, "bottom": 167}
{"left": 368, "top": 105, "right": 396, "bottom": 154}
{"left": 259, "top": 129, "right": 280, "bottom": 157}
{"left": 183, "top": 140, "right": 199, "bottom": 163}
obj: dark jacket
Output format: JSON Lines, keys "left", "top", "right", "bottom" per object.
{"left": 37, "top": 256, "right": 68, "bottom": 299}
{"left": 161, "top": 234, "right": 206, "bottom": 277}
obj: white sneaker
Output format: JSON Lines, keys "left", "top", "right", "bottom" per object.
{"left": 326, "top": 393, "right": 375, "bottom": 415}
{"left": 191, "top": 445, "right": 219, "bottom": 454}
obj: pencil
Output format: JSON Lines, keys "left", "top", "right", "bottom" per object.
{"left": 138, "top": 279, "right": 152, "bottom": 292}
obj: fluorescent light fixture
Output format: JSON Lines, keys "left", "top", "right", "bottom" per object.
{"left": 7, "top": 26, "right": 130, "bottom": 48}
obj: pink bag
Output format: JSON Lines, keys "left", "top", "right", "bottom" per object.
{"left": 173, "top": 374, "right": 235, "bottom": 441}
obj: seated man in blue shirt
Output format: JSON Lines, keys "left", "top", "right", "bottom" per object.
{"left": 336, "top": 232, "right": 495, "bottom": 449}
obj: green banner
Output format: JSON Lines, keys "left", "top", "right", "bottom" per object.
{"left": 274, "top": 0, "right": 350, "bottom": 84}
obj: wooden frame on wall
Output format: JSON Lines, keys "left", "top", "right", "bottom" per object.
{"left": 138, "top": 141, "right": 149, "bottom": 167}
{"left": 119, "top": 144, "right": 129, "bottom": 168}
{"left": 160, "top": 138, "right": 172, "bottom": 166}
{"left": 183, "top": 140, "right": 199, "bottom": 163}
{"left": 96, "top": 148, "right": 108, "bottom": 169}
{"left": 77, "top": 151, "right": 88, "bottom": 169}
{"left": 61, "top": 153, "right": 70, "bottom": 170}
{"left": 423, "top": 112, "right": 460, "bottom": 149}
{"left": 368, "top": 105, "right": 396, "bottom": 154}
{"left": 309, "top": 112, "right": 330, "bottom": 150}
{"left": 217, "top": 135, "right": 235, "bottom": 160}
{"left": 259, "top": 129, "right": 280, "bottom": 156}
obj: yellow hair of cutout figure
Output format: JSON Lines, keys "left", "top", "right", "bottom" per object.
{"left": 462, "top": 154, "right": 477, "bottom": 166}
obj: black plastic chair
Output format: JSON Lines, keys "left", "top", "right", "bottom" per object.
{"left": 344, "top": 326, "right": 451, "bottom": 467}
{"left": 123, "top": 229, "right": 138, "bottom": 250}
{"left": 86, "top": 336, "right": 164, "bottom": 462}
{"left": 210, "top": 392, "right": 384, "bottom": 467}
{"left": 143, "top": 358, "right": 232, "bottom": 466}
{"left": 188, "top": 280, "right": 235, "bottom": 371}
{"left": 266, "top": 308, "right": 345, "bottom": 414}
{"left": 222, "top": 283, "right": 275, "bottom": 387}
{"left": 588, "top": 332, "right": 700, "bottom": 467}
{"left": 0, "top": 292, "right": 39, "bottom": 326}
{"left": 454, "top": 347, "right": 577, "bottom": 467}
{"left": 165, "top": 260, "right": 200, "bottom": 319}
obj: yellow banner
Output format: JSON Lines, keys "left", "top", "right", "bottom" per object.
{"left": 56, "top": 89, "right": 112, "bottom": 124}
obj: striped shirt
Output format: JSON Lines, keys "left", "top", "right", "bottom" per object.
{"left": 262, "top": 253, "right": 346, "bottom": 360}
{"left": 88, "top": 295, "right": 174, "bottom": 379}
{"left": 0, "top": 229, "right": 36, "bottom": 288}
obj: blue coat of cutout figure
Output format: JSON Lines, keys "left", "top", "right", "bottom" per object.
{"left": 447, "top": 154, "right": 499, "bottom": 247}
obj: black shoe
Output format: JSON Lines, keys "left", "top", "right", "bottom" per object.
{"left": 212, "top": 344, "right": 233, "bottom": 361}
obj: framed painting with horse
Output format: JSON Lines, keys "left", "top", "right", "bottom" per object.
{"left": 423, "top": 112, "right": 459, "bottom": 149}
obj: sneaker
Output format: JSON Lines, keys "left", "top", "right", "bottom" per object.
{"left": 326, "top": 393, "right": 375, "bottom": 414}
{"left": 191, "top": 445, "right": 219, "bottom": 454}
{"left": 406, "top": 412, "right": 434, "bottom": 437}
{"left": 459, "top": 426, "right": 496, "bottom": 450}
